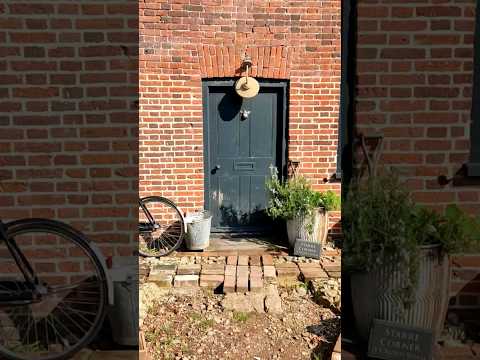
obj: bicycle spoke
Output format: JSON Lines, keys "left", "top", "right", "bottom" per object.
{"left": 139, "top": 197, "right": 185, "bottom": 257}
{"left": 54, "top": 305, "right": 90, "bottom": 336}
{"left": 57, "top": 304, "right": 96, "bottom": 329}
{"left": 0, "top": 224, "right": 107, "bottom": 360}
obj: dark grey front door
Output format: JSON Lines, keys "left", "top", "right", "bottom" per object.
{"left": 203, "top": 80, "right": 287, "bottom": 232}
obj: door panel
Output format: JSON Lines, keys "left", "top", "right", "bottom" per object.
{"left": 204, "top": 80, "right": 286, "bottom": 232}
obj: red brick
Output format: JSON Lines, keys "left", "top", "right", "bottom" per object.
{"left": 236, "top": 275, "right": 248, "bottom": 293}
{"left": 223, "top": 275, "right": 236, "bottom": 293}
{"left": 238, "top": 255, "right": 249, "bottom": 266}
{"left": 200, "top": 274, "right": 224, "bottom": 289}
{"left": 138, "top": 0, "right": 342, "bottom": 233}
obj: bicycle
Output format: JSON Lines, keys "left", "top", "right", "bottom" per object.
{"left": 0, "top": 218, "right": 111, "bottom": 360}
{"left": 138, "top": 196, "right": 186, "bottom": 257}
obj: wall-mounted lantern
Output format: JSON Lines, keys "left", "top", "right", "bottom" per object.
{"left": 235, "top": 54, "right": 260, "bottom": 99}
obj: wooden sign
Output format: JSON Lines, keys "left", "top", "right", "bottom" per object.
{"left": 294, "top": 239, "right": 322, "bottom": 259}
{"left": 368, "top": 319, "right": 434, "bottom": 360}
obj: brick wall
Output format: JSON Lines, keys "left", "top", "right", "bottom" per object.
{"left": 0, "top": 1, "right": 138, "bottom": 257}
{"left": 139, "top": 0, "right": 342, "bottom": 234}
{"left": 355, "top": 0, "right": 479, "bottom": 311}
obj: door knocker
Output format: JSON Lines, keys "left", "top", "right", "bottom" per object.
{"left": 240, "top": 109, "right": 251, "bottom": 120}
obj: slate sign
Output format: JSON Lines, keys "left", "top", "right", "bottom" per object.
{"left": 368, "top": 319, "right": 434, "bottom": 360}
{"left": 293, "top": 239, "right": 321, "bottom": 259}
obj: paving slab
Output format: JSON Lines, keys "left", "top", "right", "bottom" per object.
{"left": 174, "top": 274, "right": 199, "bottom": 287}
{"left": 236, "top": 265, "right": 249, "bottom": 276}
{"left": 327, "top": 270, "right": 341, "bottom": 278}
{"left": 200, "top": 274, "right": 224, "bottom": 289}
{"left": 261, "top": 254, "right": 274, "bottom": 266}
{"left": 152, "top": 263, "right": 177, "bottom": 272}
{"left": 321, "top": 259, "right": 341, "bottom": 272}
{"left": 276, "top": 267, "right": 300, "bottom": 277}
{"left": 225, "top": 264, "right": 236, "bottom": 276}
{"left": 226, "top": 255, "right": 238, "bottom": 265}
{"left": 176, "top": 264, "right": 201, "bottom": 275}
{"left": 236, "top": 274, "right": 249, "bottom": 293}
{"left": 300, "top": 268, "right": 329, "bottom": 282}
{"left": 221, "top": 293, "right": 254, "bottom": 313}
{"left": 148, "top": 272, "right": 174, "bottom": 287}
{"left": 264, "top": 284, "right": 282, "bottom": 315}
{"left": 249, "top": 266, "right": 262, "bottom": 277}
{"left": 223, "top": 275, "right": 236, "bottom": 293}
{"left": 238, "top": 255, "right": 249, "bottom": 266}
{"left": 275, "top": 262, "right": 299, "bottom": 269}
{"left": 250, "top": 277, "right": 263, "bottom": 292}
{"left": 201, "top": 264, "right": 225, "bottom": 275}
{"left": 249, "top": 255, "right": 261, "bottom": 266}
{"left": 263, "top": 266, "right": 277, "bottom": 280}
{"left": 277, "top": 277, "right": 301, "bottom": 287}
{"left": 249, "top": 292, "right": 266, "bottom": 313}
{"left": 276, "top": 266, "right": 300, "bottom": 287}
{"left": 297, "top": 263, "right": 323, "bottom": 271}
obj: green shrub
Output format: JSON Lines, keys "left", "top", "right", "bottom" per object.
{"left": 343, "top": 170, "right": 480, "bottom": 307}
{"left": 265, "top": 166, "right": 340, "bottom": 221}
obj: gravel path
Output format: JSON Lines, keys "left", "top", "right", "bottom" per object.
{"left": 142, "top": 287, "right": 340, "bottom": 360}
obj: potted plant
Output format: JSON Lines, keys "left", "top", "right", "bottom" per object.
{"left": 265, "top": 166, "right": 340, "bottom": 248}
{"left": 343, "top": 170, "right": 480, "bottom": 341}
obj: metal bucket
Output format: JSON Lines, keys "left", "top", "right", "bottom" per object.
{"left": 185, "top": 210, "right": 212, "bottom": 250}
{"left": 108, "top": 265, "right": 139, "bottom": 346}
{"left": 351, "top": 244, "right": 450, "bottom": 341}
{"left": 286, "top": 208, "right": 329, "bottom": 248}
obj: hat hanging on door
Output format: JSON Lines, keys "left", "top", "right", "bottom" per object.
{"left": 235, "top": 54, "right": 260, "bottom": 98}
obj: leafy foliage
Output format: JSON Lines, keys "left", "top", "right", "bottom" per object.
{"left": 342, "top": 171, "right": 417, "bottom": 273}
{"left": 343, "top": 170, "right": 480, "bottom": 307}
{"left": 265, "top": 166, "right": 340, "bottom": 221}
{"left": 437, "top": 204, "right": 480, "bottom": 254}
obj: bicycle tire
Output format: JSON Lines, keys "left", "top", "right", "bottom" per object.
{"left": 138, "top": 196, "right": 185, "bottom": 257}
{"left": 0, "top": 218, "right": 108, "bottom": 360}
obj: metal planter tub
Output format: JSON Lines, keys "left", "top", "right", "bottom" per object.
{"left": 351, "top": 244, "right": 451, "bottom": 341}
{"left": 286, "top": 207, "right": 329, "bottom": 248}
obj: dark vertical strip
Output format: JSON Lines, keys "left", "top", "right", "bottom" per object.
{"left": 468, "top": 0, "right": 480, "bottom": 175}
{"left": 342, "top": 0, "right": 357, "bottom": 348}
{"left": 341, "top": 0, "right": 357, "bottom": 194}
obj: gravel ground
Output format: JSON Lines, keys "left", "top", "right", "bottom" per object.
{"left": 142, "top": 287, "right": 340, "bottom": 360}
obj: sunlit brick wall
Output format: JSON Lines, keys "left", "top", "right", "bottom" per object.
{"left": 139, "top": 0, "right": 342, "bottom": 233}
{"left": 0, "top": 1, "right": 138, "bottom": 257}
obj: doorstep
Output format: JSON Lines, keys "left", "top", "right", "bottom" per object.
{"left": 175, "top": 233, "right": 289, "bottom": 256}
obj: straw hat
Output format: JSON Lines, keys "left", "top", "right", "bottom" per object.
{"left": 235, "top": 76, "right": 260, "bottom": 98}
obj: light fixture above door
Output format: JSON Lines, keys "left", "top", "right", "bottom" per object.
{"left": 235, "top": 53, "right": 260, "bottom": 98}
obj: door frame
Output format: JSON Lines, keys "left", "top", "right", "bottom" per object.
{"left": 201, "top": 78, "right": 289, "bottom": 233}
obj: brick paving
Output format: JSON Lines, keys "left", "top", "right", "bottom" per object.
{"left": 142, "top": 254, "right": 340, "bottom": 294}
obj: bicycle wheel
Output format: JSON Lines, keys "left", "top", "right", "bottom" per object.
{"left": 139, "top": 196, "right": 185, "bottom": 257}
{"left": 0, "top": 219, "right": 108, "bottom": 360}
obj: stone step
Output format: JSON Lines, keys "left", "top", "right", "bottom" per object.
{"left": 145, "top": 254, "right": 339, "bottom": 294}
